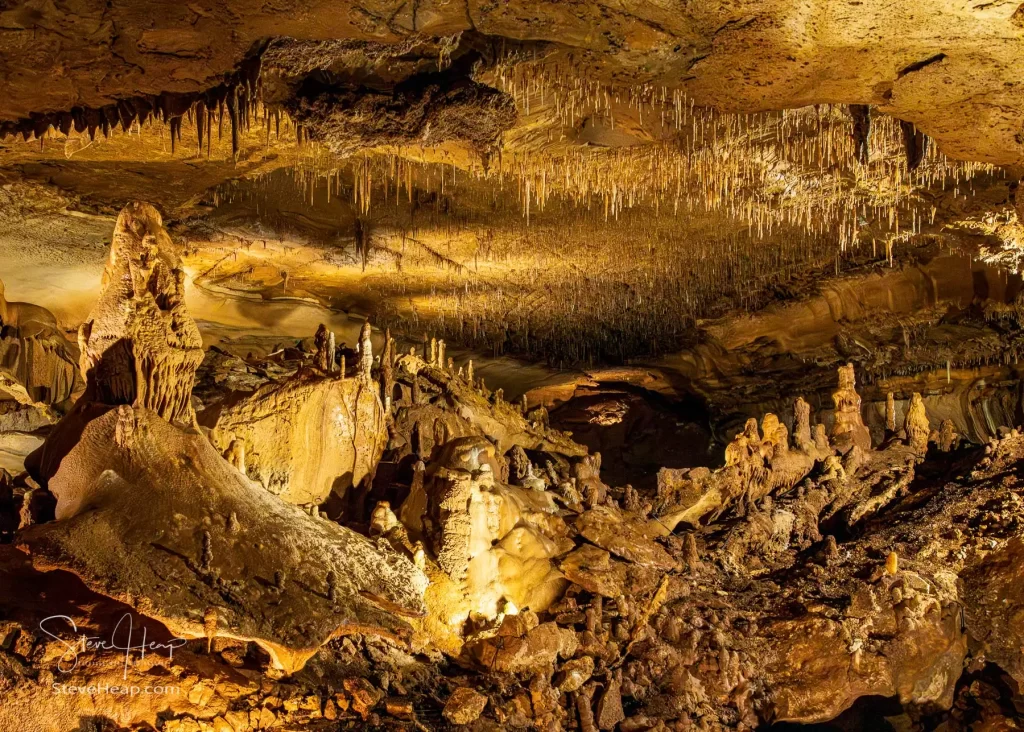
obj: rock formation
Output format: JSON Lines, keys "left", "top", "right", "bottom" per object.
{"left": 0, "top": 277, "right": 81, "bottom": 411}
{"left": 2, "top": 7, "right": 1024, "bottom": 723}
{"left": 400, "top": 436, "right": 570, "bottom": 638}
{"left": 77, "top": 202, "right": 203, "bottom": 426}
{"left": 905, "top": 392, "right": 931, "bottom": 451}
{"left": 17, "top": 202, "right": 428, "bottom": 674}
{"left": 830, "top": 363, "right": 873, "bottom": 451}
{"left": 202, "top": 369, "right": 387, "bottom": 506}
{"left": 20, "top": 405, "right": 426, "bottom": 673}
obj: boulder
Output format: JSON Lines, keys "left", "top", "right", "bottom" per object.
{"left": 203, "top": 371, "right": 387, "bottom": 505}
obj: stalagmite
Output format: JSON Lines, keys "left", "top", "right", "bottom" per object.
{"left": 359, "top": 321, "right": 373, "bottom": 382}
{"left": 886, "top": 392, "right": 897, "bottom": 433}
{"left": 793, "top": 397, "right": 813, "bottom": 452}
{"left": 904, "top": 393, "right": 930, "bottom": 450}
{"left": 936, "top": 418, "right": 958, "bottom": 452}
{"left": 886, "top": 551, "right": 899, "bottom": 575}
{"left": 829, "top": 363, "right": 871, "bottom": 452}
{"left": 399, "top": 437, "right": 568, "bottom": 629}
{"left": 76, "top": 202, "right": 204, "bottom": 426}
{"left": 225, "top": 438, "right": 246, "bottom": 473}
{"left": 683, "top": 533, "right": 701, "bottom": 572}
{"left": 314, "top": 323, "right": 331, "bottom": 372}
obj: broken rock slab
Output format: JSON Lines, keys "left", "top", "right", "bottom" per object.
{"left": 19, "top": 405, "right": 428, "bottom": 674}
{"left": 559, "top": 544, "right": 663, "bottom": 598}
{"left": 463, "top": 615, "right": 576, "bottom": 675}
{"left": 443, "top": 687, "right": 488, "bottom": 725}
{"left": 574, "top": 505, "right": 676, "bottom": 570}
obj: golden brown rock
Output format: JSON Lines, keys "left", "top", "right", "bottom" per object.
{"left": 77, "top": 202, "right": 203, "bottom": 426}
{"left": 0, "top": 278, "right": 80, "bottom": 411}
{"left": 443, "top": 687, "right": 488, "bottom": 725}
{"left": 20, "top": 406, "right": 428, "bottom": 673}
{"left": 400, "top": 436, "right": 568, "bottom": 629}
{"left": 830, "top": 363, "right": 872, "bottom": 452}
{"left": 904, "top": 392, "right": 930, "bottom": 451}
{"left": 204, "top": 369, "right": 387, "bottom": 505}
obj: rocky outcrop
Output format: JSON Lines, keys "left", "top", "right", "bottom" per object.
{"left": 19, "top": 404, "right": 426, "bottom": 673}
{"left": 203, "top": 369, "right": 387, "bottom": 506}
{"left": 17, "top": 202, "right": 428, "bottom": 674}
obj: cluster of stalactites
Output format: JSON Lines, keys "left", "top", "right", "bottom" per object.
{"left": 847, "top": 104, "right": 930, "bottom": 171}
{"left": 0, "top": 53, "right": 265, "bottom": 159}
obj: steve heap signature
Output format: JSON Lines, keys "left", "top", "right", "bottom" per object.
{"left": 39, "top": 613, "right": 188, "bottom": 679}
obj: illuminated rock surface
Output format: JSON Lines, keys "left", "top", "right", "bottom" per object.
{"left": 4, "top": 4, "right": 1024, "bottom": 729}
{"left": 16, "top": 204, "right": 427, "bottom": 676}
{"left": 203, "top": 369, "right": 388, "bottom": 505}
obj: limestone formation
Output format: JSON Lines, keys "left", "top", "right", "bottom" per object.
{"left": 830, "top": 363, "right": 872, "bottom": 452}
{"left": 203, "top": 369, "right": 387, "bottom": 505}
{"left": 4, "top": 10, "right": 1024, "bottom": 729}
{"left": 17, "top": 203, "right": 427, "bottom": 675}
{"left": 400, "top": 436, "right": 569, "bottom": 630}
{"left": 0, "top": 278, "right": 81, "bottom": 411}
{"left": 24, "top": 405, "right": 426, "bottom": 676}
{"left": 905, "top": 392, "right": 930, "bottom": 450}
{"left": 78, "top": 203, "right": 203, "bottom": 425}
{"left": 936, "top": 418, "right": 958, "bottom": 452}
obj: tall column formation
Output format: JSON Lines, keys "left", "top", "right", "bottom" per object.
{"left": 359, "top": 321, "right": 373, "bottom": 382}
{"left": 793, "top": 397, "right": 814, "bottom": 453}
{"left": 905, "top": 393, "right": 930, "bottom": 450}
{"left": 77, "top": 202, "right": 204, "bottom": 426}
{"left": 314, "top": 323, "right": 331, "bottom": 372}
{"left": 829, "top": 363, "right": 872, "bottom": 451}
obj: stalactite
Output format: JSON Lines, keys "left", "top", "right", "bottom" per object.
{"left": 849, "top": 105, "right": 871, "bottom": 164}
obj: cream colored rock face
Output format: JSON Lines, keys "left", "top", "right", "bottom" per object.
{"left": 401, "top": 436, "right": 568, "bottom": 630}
{"left": 21, "top": 405, "right": 429, "bottom": 673}
{"left": 206, "top": 371, "right": 387, "bottom": 505}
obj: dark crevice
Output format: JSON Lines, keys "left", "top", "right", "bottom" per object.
{"left": 897, "top": 53, "right": 947, "bottom": 78}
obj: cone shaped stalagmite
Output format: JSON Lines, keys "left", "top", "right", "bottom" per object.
{"left": 77, "top": 202, "right": 203, "bottom": 426}
{"left": 830, "top": 363, "right": 872, "bottom": 452}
